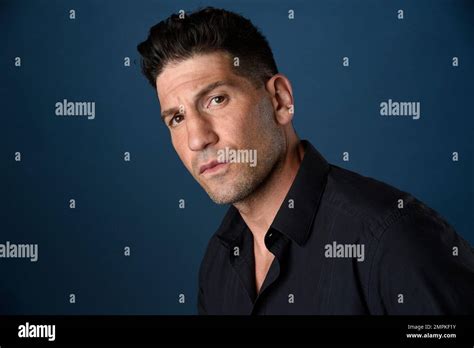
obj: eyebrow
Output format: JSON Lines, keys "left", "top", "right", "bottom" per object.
{"left": 160, "top": 80, "right": 235, "bottom": 123}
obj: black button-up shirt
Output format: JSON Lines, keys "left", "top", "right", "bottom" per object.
{"left": 197, "top": 140, "right": 474, "bottom": 315}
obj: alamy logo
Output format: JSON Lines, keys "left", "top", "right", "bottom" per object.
{"left": 55, "top": 99, "right": 95, "bottom": 119}
{"left": 217, "top": 147, "right": 257, "bottom": 167}
{"left": 380, "top": 99, "right": 420, "bottom": 120}
{"left": 324, "top": 241, "right": 365, "bottom": 262}
{"left": 0, "top": 241, "right": 38, "bottom": 262}
{"left": 18, "top": 322, "right": 55, "bottom": 341}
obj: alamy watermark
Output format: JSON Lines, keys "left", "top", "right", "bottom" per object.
{"left": 324, "top": 241, "right": 365, "bottom": 262}
{"left": 380, "top": 99, "right": 420, "bottom": 120}
{"left": 0, "top": 241, "right": 38, "bottom": 262}
{"left": 217, "top": 147, "right": 257, "bottom": 167}
{"left": 18, "top": 322, "right": 55, "bottom": 341}
{"left": 55, "top": 99, "right": 95, "bottom": 120}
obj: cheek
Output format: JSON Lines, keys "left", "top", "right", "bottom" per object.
{"left": 221, "top": 103, "right": 258, "bottom": 138}
{"left": 239, "top": 106, "right": 265, "bottom": 141}
{"left": 171, "top": 134, "right": 192, "bottom": 170}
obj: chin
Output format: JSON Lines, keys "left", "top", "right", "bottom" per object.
{"left": 205, "top": 188, "right": 237, "bottom": 205}
{"left": 208, "top": 195, "right": 233, "bottom": 205}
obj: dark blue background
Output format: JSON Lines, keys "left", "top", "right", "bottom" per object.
{"left": 1, "top": 0, "right": 472, "bottom": 314}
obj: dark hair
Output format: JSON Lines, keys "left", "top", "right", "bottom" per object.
{"left": 137, "top": 7, "right": 278, "bottom": 88}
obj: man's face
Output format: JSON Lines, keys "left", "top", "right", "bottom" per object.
{"left": 156, "top": 52, "right": 285, "bottom": 204}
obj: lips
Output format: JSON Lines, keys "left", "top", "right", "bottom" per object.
{"left": 199, "top": 159, "right": 226, "bottom": 174}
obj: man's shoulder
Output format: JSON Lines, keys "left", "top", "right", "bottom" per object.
{"left": 200, "top": 230, "right": 225, "bottom": 263}
{"left": 198, "top": 232, "right": 225, "bottom": 285}
{"left": 323, "top": 164, "right": 440, "bottom": 240}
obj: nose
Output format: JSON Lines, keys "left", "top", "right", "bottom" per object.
{"left": 186, "top": 111, "right": 218, "bottom": 151}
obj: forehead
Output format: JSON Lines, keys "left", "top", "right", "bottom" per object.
{"left": 156, "top": 52, "right": 243, "bottom": 101}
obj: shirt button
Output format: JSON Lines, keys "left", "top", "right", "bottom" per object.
{"left": 265, "top": 231, "right": 276, "bottom": 248}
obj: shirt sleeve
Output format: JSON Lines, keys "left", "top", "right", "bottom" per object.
{"left": 368, "top": 205, "right": 474, "bottom": 315}
{"left": 197, "top": 286, "right": 207, "bottom": 315}
{"left": 197, "top": 236, "right": 216, "bottom": 315}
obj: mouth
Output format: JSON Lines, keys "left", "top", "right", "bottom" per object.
{"left": 199, "top": 159, "right": 228, "bottom": 175}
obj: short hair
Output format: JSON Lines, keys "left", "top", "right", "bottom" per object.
{"left": 137, "top": 7, "right": 278, "bottom": 89}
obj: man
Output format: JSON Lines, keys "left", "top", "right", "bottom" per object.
{"left": 137, "top": 7, "right": 474, "bottom": 315}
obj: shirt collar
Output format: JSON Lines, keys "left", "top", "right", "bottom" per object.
{"left": 215, "top": 139, "right": 330, "bottom": 248}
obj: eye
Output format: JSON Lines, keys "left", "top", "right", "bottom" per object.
{"left": 169, "top": 114, "right": 184, "bottom": 127}
{"left": 208, "top": 95, "right": 226, "bottom": 107}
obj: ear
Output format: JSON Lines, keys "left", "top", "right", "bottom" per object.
{"left": 265, "top": 74, "right": 294, "bottom": 126}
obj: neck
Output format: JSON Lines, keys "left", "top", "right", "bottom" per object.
{"left": 234, "top": 138, "right": 305, "bottom": 252}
